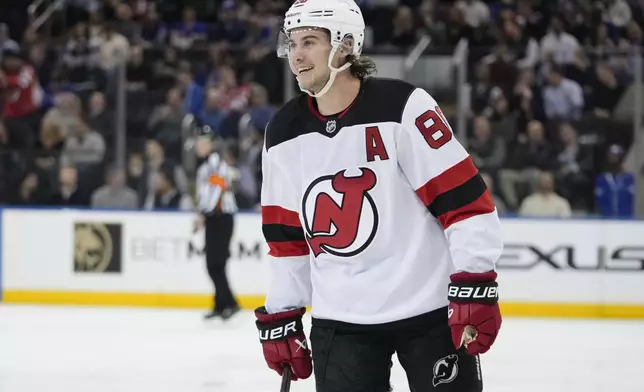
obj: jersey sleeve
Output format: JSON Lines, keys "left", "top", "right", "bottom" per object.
{"left": 261, "top": 136, "right": 312, "bottom": 313}
{"left": 398, "top": 88, "right": 503, "bottom": 273}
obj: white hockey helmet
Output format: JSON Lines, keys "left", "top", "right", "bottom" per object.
{"left": 277, "top": 0, "right": 366, "bottom": 97}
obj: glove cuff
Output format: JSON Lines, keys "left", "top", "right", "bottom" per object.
{"left": 450, "top": 270, "right": 497, "bottom": 284}
{"left": 254, "top": 306, "right": 306, "bottom": 324}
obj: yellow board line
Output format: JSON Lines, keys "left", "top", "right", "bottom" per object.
{"left": 3, "top": 290, "right": 644, "bottom": 319}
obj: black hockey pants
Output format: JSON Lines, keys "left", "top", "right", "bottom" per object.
{"left": 309, "top": 307, "right": 483, "bottom": 392}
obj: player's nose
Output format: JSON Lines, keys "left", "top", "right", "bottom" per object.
{"left": 290, "top": 48, "right": 305, "bottom": 63}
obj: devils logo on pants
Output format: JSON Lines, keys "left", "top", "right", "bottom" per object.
{"left": 432, "top": 354, "right": 459, "bottom": 386}
{"left": 302, "top": 168, "right": 379, "bottom": 257}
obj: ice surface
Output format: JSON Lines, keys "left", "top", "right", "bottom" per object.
{"left": 0, "top": 305, "right": 642, "bottom": 392}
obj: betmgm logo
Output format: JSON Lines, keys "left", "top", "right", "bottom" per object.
{"left": 74, "top": 222, "right": 122, "bottom": 273}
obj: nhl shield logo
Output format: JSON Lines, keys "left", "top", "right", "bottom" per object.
{"left": 326, "top": 120, "right": 336, "bottom": 133}
{"left": 432, "top": 354, "right": 459, "bottom": 387}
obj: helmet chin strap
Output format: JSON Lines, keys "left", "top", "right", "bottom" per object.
{"left": 299, "top": 44, "right": 351, "bottom": 98}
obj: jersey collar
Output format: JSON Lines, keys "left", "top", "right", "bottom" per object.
{"left": 302, "top": 79, "right": 367, "bottom": 137}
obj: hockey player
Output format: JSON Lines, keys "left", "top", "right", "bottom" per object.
{"left": 254, "top": 0, "right": 503, "bottom": 390}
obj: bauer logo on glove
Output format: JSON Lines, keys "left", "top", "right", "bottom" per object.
{"left": 447, "top": 283, "right": 498, "bottom": 303}
{"left": 258, "top": 320, "right": 300, "bottom": 342}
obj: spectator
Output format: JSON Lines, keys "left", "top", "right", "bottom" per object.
{"left": 482, "top": 43, "right": 519, "bottom": 98}
{"left": 87, "top": 91, "right": 113, "bottom": 144}
{"left": 444, "top": 6, "right": 476, "bottom": 46}
{"left": 33, "top": 116, "right": 65, "bottom": 178}
{"left": 136, "top": 5, "right": 168, "bottom": 48}
{"left": 177, "top": 69, "right": 204, "bottom": 116}
{"left": 147, "top": 87, "right": 185, "bottom": 160}
{"left": 608, "top": 0, "right": 632, "bottom": 29}
{"left": 0, "top": 44, "right": 44, "bottom": 150}
{"left": 455, "top": 0, "right": 490, "bottom": 28}
{"left": 503, "top": 19, "right": 540, "bottom": 70}
{"left": 622, "top": 21, "right": 642, "bottom": 47}
{"left": 554, "top": 123, "right": 592, "bottom": 210}
{"left": 540, "top": 14, "right": 580, "bottom": 66}
{"left": 484, "top": 93, "right": 519, "bottom": 144}
{"left": 144, "top": 162, "right": 193, "bottom": 210}
{"left": 468, "top": 116, "right": 506, "bottom": 176}
{"left": 151, "top": 46, "right": 180, "bottom": 91}
{"left": 519, "top": 171, "right": 572, "bottom": 218}
{"left": 563, "top": 50, "right": 592, "bottom": 93}
{"left": 470, "top": 63, "right": 502, "bottom": 117}
{"left": 46, "top": 164, "right": 91, "bottom": 206}
{"left": 0, "top": 121, "right": 27, "bottom": 203}
{"left": 126, "top": 45, "right": 151, "bottom": 91}
{"left": 511, "top": 68, "right": 542, "bottom": 136}
{"left": 245, "top": 83, "right": 276, "bottom": 136}
{"left": 41, "top": 92, "right": 82, "bottom": 139}
{"left": 212, "top": 65, "right": 251, "bottom": 112}
{"left": 62, "top": 23, "right": 97, "bottom": 86}
{"left": 585, "top": 23, "right": 616, "bottom": 58}
{"left": 126, "top": 151, "right": 145, "bottom": 192}
{"left": 595, "top": 144, "right": 635, "bottom": 217}
{"left": 499, "top": 120, "right": 554, "bottom": 210}
{"left": 113, "top": 2, "right": 139, "bottom": 41}
{"left": 209, "top": 1, "right": 248, "bottom": 45}
{"left": 91, "top": 165, "right": 139, "bottom": 209}
{"left": 542, "top": 65, "right": 584, "bottom": 121}
{"left": 388, "top": 6, "right": 419, "bottom": 49}
{"left": 99, "top": 24, "right": 130, "bottom": 72}
{"left": 200, "top": 87, "right": 228, "bottom": 136}
{"left": 28, "top": 42, "right": 56, "bottom": 91}
{"left": 14, "top": 172, "right": 48, "bottom": 205}
{"left": 61, "top": 117, "right": 105, "bottom": 166}
{"left": 170, "top": 6, "right": 207, "bottom": 50}
{"left": 515, "top": 0, "right": 547, "bottom": 40}
{"left": 590, "top": 61, "right": 623, "bottom": 117}
{"left": 139, "top": 139, "right": 188, "bottom": 208}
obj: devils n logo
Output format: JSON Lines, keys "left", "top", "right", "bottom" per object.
{"left": 432, "top": 354, "right": 459, "bottom": 387}
{"left": 302, "top": 167, "right": 379, "bottom": 257}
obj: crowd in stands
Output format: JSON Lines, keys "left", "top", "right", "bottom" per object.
{"left": 0, "top": 0, "right": 641, "bottom": 217}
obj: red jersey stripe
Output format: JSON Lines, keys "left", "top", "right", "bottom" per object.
{"left": 262, "top": 205, "right": 302, "bottom": 227}
{"left": 437, "top": 191, "right": 496, "bottom": 229}
{"left": 415, "top": 156, "right": 479, "bottom": 207}
{"left": 267, "top": 240, "right": 310, "bottom": 257}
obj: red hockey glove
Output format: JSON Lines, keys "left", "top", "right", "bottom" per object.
{"left": 447, "top": 271, "right": 502, "bottom": 355}
{"left": 255, "top": 306, "right": 312, "bottom": 381}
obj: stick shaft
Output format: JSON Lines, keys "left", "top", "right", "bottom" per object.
{"left": 280, "top": 365, "right": 292, "bottom": 392}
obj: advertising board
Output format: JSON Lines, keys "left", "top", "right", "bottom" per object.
{"left": 1, "top": 208, "right": 643, "bottom": 318}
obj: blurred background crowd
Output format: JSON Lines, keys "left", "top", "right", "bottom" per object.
{"left": 0, "top": 0, "right": 642, "bottom": 217}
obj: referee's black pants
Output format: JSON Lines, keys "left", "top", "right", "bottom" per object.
{"left": 204, "top": 213, "right": 237, "bottom": 311}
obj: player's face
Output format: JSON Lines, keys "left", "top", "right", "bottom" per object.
{"left": 287, "top": 28, "right": 333, "bottom": 93}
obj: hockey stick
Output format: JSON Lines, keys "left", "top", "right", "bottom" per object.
{"left": 280, "top": 365, "right": 292, "bottom": 392}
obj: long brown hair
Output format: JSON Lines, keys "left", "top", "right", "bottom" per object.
{"left": 347, "top": 54, "right": 377, "bottom": 79}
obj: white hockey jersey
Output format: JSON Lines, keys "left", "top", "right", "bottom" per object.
{"left": 261, "top": 78, "right": 503, "bottom": 325}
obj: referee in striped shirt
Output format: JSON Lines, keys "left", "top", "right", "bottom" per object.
{"left": 194, "top": 130, "right": 240, "bottom": 321}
